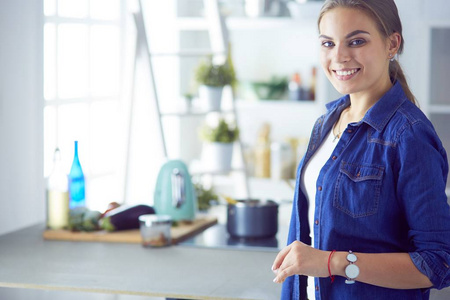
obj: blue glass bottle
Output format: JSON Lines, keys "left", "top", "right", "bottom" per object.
{"left": 69, "top": 141, "right": 85, "bottom": 208}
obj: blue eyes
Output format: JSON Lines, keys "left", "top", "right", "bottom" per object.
{"left": 321, "top": 39, "right": 366, "bottom": 48}
{"left": 350, "top": 39, "right": 365, "bottom": 46}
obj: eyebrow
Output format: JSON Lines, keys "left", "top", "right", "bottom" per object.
{"left": 319, "top": 30, "right": 370, "bottom": 40}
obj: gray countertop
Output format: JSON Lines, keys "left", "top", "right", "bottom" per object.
{"left": 0, "top": 224, "right": 281, "bottom": 300}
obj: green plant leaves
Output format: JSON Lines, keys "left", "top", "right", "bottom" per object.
{"left": 200, "top": 118, "right": 239, "bottom": 143}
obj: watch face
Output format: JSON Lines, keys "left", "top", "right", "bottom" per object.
{"left": 345, "top": 264, "right": 360, "bottom": 279}
{"left": 347, "top": 253, "right": 357, "bottom": 263}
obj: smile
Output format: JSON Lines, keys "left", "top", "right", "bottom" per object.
{"left": 333, "top": 68, "right": 360, "bottom": 80}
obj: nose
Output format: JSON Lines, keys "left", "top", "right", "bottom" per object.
{"left": 334, "top": 44, "right": 351, "bottom": 63}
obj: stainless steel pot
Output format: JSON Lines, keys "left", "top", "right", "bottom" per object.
{"left": 226, "top": 199, "right": 278, "bottom": 238}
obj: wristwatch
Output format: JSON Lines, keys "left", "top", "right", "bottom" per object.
{"left": 345, "top": 250, "right": 360, "bottom": 284}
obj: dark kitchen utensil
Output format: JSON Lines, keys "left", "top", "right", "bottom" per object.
{"left": 227, "top": 199, "right": 278, "bottom": 238}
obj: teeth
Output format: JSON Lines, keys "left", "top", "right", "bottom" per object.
{"left": 336, "top": 69, "right": 358, "bottom": 76}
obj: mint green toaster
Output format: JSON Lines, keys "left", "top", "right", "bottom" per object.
{"left": 153, "top": 160, "right": 197, "bottom": 221}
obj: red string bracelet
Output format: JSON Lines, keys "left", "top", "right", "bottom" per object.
{"left": 328, "top": 250, "right": 336, "bottom": 283}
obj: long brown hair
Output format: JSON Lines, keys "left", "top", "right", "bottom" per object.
{"left": 318, "top": 0, "right": 417, "bottom": 105}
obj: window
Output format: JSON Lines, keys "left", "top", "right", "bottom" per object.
{"left": 43, "top": 0, "right": 127, "bottom": 211}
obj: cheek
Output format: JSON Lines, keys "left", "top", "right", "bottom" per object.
{"left": 319, "top": 52, "right": 330, "bottom": 71}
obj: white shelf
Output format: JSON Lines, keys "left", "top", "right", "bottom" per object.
{"left": 175, "top": 16, "right": 317, "bottom": 31}
{"left": 428, "top": 20, "right": 450, "bottom": 28}
{"left": 190, "top": 167, "right": 246, "bottom": 176}
{"left": 161, "top": 100, "right": 319, "bottom": 117}
{"left": 176, "top": 17, "right": 208, "bottom": 30}
{"left": 428, "top": 105, "right": 450, "bottom": 114}
{"left": 150, "top": 49, "right": 222, "bottom": 57}
{"left": 227, "top": 17, "right": 315, "bottom": 30}
{"left": 236, "top": 98, "right": 317, "bottom": 107}
{"left": 209, "top": 175, "right": 296, "bottom": 202}
{"left": 160, "top": 99, "right": 319, "bottom": 117}
{"left": 160, "top": 109, "right": 234, "bottom": 117}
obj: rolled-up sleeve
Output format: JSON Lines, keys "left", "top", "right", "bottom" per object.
{"left": 410, "top": 251, "right": 450, "bottom": 289}
{"left": 397, "top": 120, "right": 450, "bottom": 289}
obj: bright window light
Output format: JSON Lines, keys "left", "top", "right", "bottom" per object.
{"left": 90, "top": 25, "right": 120, "bottom": 97}
{"left": 90, "top": 0, "right": 120, "bottom": 20}
{"left": 44, "top": 0, "right": 125, "bottom": 210}
{"left": 58, "top": 0, "right": 89, "bottom": 18}
{"left": 57, "top": 24, "right": 89, "bottom": 99}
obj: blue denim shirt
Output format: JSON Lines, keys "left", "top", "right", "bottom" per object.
{"left": 281, "top": 82, "right": 450, "bottom": 300}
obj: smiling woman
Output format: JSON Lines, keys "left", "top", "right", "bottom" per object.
{"left": 318, "top": 0, "right": 416, "bottom": 105}
{"left": 271, "top": 1, "right": 450, "bottom": 299}
{"left": 318, "top": 7, "right": 400, "bottom": 110}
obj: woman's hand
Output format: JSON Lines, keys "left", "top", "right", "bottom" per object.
{"left": 271, "top": 241, "right": 330, "bottom": 283}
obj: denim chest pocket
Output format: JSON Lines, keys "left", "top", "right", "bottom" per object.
{"left": 333, "top": 161, "right": 384, "bottom": 218}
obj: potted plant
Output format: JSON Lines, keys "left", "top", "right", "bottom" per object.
{"left": 194, "top": 56, "right": 236, "bottom": 111}
{"left": 194, "top": 182, "right": 218, "bottom": 211}
{"left": 199, "top": 117, "right": 239, "bottom": 172}
{"left": 183, "top": 92, "right": 194, "bottom": 112}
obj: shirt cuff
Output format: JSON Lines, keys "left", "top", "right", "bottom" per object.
{"left": 409, "top": 251, "right": 449, "bottom": 290}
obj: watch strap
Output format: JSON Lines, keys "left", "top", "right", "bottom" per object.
{"left": 344, "top": 250, "right": 360, "bottom": 284}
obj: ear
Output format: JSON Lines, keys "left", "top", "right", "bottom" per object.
{"left": 387, "top": 32, "right": 401, "bottom": 57}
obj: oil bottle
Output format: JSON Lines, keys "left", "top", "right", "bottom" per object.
{"left": 46, "top": 148, "right": 69, "bottom": 229}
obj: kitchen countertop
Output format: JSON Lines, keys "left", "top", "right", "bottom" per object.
{"left": 0, "top": 224, "right": 281, "bottom": 300}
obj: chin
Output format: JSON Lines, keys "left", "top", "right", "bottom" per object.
{"left": 325, "top": 74, "right": 349, "bottom": 95}
{"left": 330, "top": 81, "right": 354, "bottom": 95}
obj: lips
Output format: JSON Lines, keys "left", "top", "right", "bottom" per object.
{"left": 333, "top": 68, "right": 360, "bottom": 80}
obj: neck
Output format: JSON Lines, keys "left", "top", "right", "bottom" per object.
{"left": 333, "top": 77, "right": 393, "bottom": 141}
{"left": 348, "top": 77, "right": 393, "bottom": 121}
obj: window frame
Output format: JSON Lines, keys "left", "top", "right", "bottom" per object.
{"left": 43, "top": 0, "right": 128, "bottom": 210}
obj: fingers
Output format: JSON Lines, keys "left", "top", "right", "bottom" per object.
{"left": 271, "top": 243, "right": 292, "bottom": 272}
{"left": 273, "top": 265, "right": 296, "bottom": 284}
{"left": 272, "top": 243, "right": 331, "bottom": 284}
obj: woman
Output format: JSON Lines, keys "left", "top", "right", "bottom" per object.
{"left": 271, "top": 0, "right": 450, "bottom": 299}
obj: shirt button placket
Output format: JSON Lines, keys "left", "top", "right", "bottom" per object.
{"left": 315, "top": 186, "right": 322, "bottom": 227}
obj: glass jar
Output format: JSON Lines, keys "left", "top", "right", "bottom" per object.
{"left": 138, "top": 215, "right": 172, "bottom": 247}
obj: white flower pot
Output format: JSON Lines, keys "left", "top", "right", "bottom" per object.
{"left": 201, "top": 142, "right": 234, "bottom": 172}
{"left": 198, "top": 85, "right": 224, "bottom": 111}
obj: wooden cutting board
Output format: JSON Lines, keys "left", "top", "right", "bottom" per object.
{"left": 42, "top": 216, "right": 217, "bottom": 244}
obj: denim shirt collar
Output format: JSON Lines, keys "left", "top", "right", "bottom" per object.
{"left": 325, "top": 81, "right": 408, "bottom": 132}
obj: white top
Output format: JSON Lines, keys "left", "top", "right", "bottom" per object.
{"left": 301, "top": 129, "right": 338, "bottom": 242}
{"left": 300, "top": 129, "right": 338, "bottom": 297}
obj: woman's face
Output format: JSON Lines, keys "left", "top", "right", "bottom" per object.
{"left": 319, "top": 7, "right": 392, "bottom": 97}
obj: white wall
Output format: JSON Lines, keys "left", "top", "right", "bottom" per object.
{"left": 395, "top": 0, "right": 427, "bottom": 106}
{"left": 0, "top": 0, "right": 44, "bottom": 235}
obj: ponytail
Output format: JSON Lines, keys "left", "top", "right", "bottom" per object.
{"left": 389, "top": 59, "right": 417, "bottom": 106}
